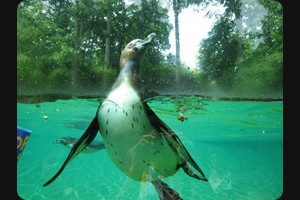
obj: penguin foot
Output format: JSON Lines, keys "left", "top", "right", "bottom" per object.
{"left": 181, "top": 163, "right": 208, "bottom": 181}
{"left": 151, "top": 180, "right": 183, "bottom": 200}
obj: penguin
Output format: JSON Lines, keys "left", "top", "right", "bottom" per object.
{"left": 53, "top": 137, "right": 105, "bottom": 153}
{"left": 43, "top": 33, "right": 208, "bottom": 199}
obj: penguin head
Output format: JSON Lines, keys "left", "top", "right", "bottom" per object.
{"left": 120, "top": 33, "right": 156, "bottom": 67}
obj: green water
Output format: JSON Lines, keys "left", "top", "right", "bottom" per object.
{"left": 17, "top": 97, "right": 283, "bottom": 200}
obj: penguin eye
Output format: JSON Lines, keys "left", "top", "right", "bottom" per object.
{"left": 127, "top": 43, "right": 134, "bottom": 49}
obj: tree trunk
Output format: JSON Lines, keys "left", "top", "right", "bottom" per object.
{"left": 71, "top": 0, "right": 81, "bottom": 97}
{"left": 173, "top": 0, "right": 181, "bottom": 82}
{"left": 104, "top": 5, "right": 112, "bottom": 68}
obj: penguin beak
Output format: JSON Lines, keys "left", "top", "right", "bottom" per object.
{"left": 142, "top": 33, "right": 156, "bottom": 46}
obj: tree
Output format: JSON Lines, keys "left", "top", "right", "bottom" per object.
{"left": 231, "top": 0, "right": 283, "bottom": 96}
{"left": 258, "top": 0, "right": 283, "bottom": 50}
{"left": 169, "top": 0, "right": 205, "bottom": 69}
{"left": 197, "top": 0, "right": 282, "bottom": 97}
{"left": 104, "top": 3, "right": 112, "bottom": 68}
{"left": 172, "top": 0, "right": 181, "bottom": 69}
{"left": 198, "top": 16, "right": 241, "bottom": 87}
{"left": 17, "top": 0, "right": 71, "bottom": 94}
{"left": 17, "top": 0, "right": 173, "bottom": 97}
{"left": 100, "top": 0, "right": 124, "bottom": 68}
{"left": 197, "top": 0, "right": 242, "bottom": 86}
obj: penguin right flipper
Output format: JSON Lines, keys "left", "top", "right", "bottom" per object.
{"left": 43, "top": 116, "right": 99, "bottom": 187}
{"left": 143, "top": 103, "right": 208, "bottom": 182}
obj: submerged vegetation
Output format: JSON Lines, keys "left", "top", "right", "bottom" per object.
{"left": 17, "top": 0, "right": 282, "bottom": 101}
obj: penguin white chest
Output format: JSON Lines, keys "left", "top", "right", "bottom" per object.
{"left": 97, "top": 85, "right": 179, "bottom": 181}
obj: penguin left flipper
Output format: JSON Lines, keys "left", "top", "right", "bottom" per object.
{"left": 43, "top": 116, "right": 99, "bottom": 186}
{"left": 143, "top": 103, "right": 208, "bottom": 182}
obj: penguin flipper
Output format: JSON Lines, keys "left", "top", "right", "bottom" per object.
{"left": 43, "top": 117, "right": 99, "bottom": 186}
{"left": 152, "top": 180, "right": 183, "bottom": 200}
{"left": 144, "top": 103, "right": 207, "bottom": 182}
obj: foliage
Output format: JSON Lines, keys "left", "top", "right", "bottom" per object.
{"left": 198, "top": 16, "right": 241, "bottom": 88}
{"left": 231, "top": 0, "right": 283, "bottom": 97}
{"left": 197, "top": 0, "right": 282, "bottom": 98}
{"left": 17, "top": 0, "right": 283, "bottom": 100}
{"left": 17, "top": 0, "right": 172, "bottom": 96}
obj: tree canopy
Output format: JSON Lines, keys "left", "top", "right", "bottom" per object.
{"left": 198, "top": 0, "right": 282, "bottom": 98}
{"left": 17, "top": 0, "right": 283, "bottom": 101}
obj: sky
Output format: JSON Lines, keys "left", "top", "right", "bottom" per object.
{"left": 126, "top": 0, "right": 225, "bottom": 68}
{"left": 166, "top": 7, "right": 217, "bottom": 68}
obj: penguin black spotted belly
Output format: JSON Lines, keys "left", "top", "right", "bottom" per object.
{"left": 43, "top": 33, "right": 208, "bottom": 200}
